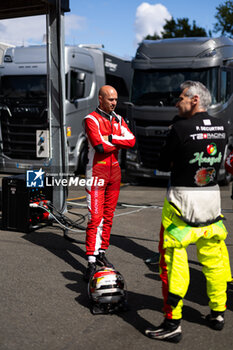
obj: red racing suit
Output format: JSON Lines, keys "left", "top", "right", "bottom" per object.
{"left": 84, "top": 108, "right": 135, "bottom": 256}
{"left": 225, "top": 149, "right": 233, "bottom": 175}
{"left": 225, "top": 149, "right": 233, "bottom": 200}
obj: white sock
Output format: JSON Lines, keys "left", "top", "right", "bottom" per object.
{"left": 88, "top": 255, "right": 96, "bottom": 263}
{"left": 98, "top": 249, "right": 105, "bottom": 254}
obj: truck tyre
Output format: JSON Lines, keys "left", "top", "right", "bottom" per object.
{"left": 219, "top": 169, "right": 232, "bottom": 186}
{"left": 75, "top": 140, "right": 88, "bottom": 176}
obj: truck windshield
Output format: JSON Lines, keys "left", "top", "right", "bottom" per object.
{"left": 131, "top": 68, "right": 218, "bottom": 106}
{"left": 0, "top": 75, "right": 47, "bottom": 98}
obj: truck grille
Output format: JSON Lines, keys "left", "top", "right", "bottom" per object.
{"left": 0, "top": 105, "right": 48, "bottom": 160}
{"left": 136, "top": 125, "right": 169, "bottom": 169}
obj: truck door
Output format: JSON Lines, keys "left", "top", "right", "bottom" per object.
{"left": 65, "top": 58, "right": 97, "bottom": 173}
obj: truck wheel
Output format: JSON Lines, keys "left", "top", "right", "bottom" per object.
{"left": 219, "top": 170, "right": 232, "bottom": 186}
{"left": 75, "top": 141, "right": 88, "bottom": 176}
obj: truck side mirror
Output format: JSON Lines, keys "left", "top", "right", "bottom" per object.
{"left": 75, "top": 72, "right": 86, "bottom": 99}
{"left": 70, "top": 71, "right": 86, "bottom": 105}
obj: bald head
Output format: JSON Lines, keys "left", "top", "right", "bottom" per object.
{"left": 98, "top": 85, "right": 118, "bottom": 114}
{"left": 99, "top": 85, "right": 117, "bottom": 98}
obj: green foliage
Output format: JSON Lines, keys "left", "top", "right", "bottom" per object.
{"left": 144, "top": 17, "right": 208, "bottom": 40}
{"left": 144, "top": 33, "right": 161, "bottom": 40}
{"left": 214, "top": 0, "right": 233, "bottom": 36}
{"left": 144, "top": 1, "right": 233, "bottom": 41}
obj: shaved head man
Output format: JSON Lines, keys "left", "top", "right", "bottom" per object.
{"left": 83, "top": 85, "right": 135, "bottom": 281}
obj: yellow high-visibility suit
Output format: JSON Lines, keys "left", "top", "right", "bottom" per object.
{"left": 159, "top": 198, "right": 232, "bottom": 320}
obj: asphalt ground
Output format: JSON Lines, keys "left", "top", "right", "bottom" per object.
{"left": 1, "top": 176, "right": 233, "bottom": 350}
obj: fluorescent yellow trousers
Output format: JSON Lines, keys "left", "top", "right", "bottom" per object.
{"left": 159, "top": 199, "right": 232, "bottom": 320}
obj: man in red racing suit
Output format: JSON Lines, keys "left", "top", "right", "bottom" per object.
{"left": 83, "top": 85, "right": 135, "bottom": 281}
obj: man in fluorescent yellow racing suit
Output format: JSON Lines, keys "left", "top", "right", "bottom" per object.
{"left": 145, "top": 81, "right": 232, "bottom": 343}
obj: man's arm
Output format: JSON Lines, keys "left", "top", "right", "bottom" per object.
{"left": 85, "top": 116, "right": 117, "bottom": 153}
{"left": 108, "top": 118, "right": 136, "bottom": 149}
{"left": 157, "top": 127, "right": 180, "bottom": 171}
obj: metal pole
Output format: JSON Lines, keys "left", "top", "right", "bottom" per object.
{"left": 47, "top": 0, "right": 68, "bottom": 212}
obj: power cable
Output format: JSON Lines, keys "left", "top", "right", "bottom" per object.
{"left": 38, "top": 204, "right": 85, "bottom": 233}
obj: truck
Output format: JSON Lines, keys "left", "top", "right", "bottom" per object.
{"left": 0, "top": 44, "right": 131, "bottom": 174}
{"left": 0, "top": 42, "right": 14, "bottom": 63}
{"left": 125, "top": 36, "right": 233, "bottom": 183}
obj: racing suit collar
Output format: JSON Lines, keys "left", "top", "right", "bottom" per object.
{"left": 96, "top": 107, "right": 112, "bottom": 120}
{"left": 192, "top": 111, "right": 209, "bottom": 118}
{"left": 96, "top": 108, "right": 120, "bottom": 123}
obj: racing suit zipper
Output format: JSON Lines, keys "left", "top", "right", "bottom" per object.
{"left": 110, "top": 116, "right": 114, "bottom": 171}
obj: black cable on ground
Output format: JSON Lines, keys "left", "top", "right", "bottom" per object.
{"left": 36, "top": 198, "right": 164, "bottom": 244}
{"left": 48, "top": 202, "right": 86, "bottom": 230}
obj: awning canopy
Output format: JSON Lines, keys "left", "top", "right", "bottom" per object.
{"left": 0, "top": 0, "right": 70, "bottom": 20}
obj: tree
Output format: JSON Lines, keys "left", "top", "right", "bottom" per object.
{"left": 144, "top": 33, "right": 161, "bottom": 40}
{"left": 144, "top": 17, "right": 208, "bottom": 40}
{"left": 214, "top": 0, "right": 233, "bottom": 36}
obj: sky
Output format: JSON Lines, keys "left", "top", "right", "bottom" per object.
{"left": 0, "top": 0, "right": 225, "bottom": 59}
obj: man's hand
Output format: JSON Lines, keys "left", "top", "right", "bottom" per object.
{"left": 103, "top": 135, "right": 109, "bottom": 141}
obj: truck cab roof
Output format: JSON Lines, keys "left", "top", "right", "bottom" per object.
{"left": 0, "top": 44, "right": 96, "bottom": 75}
{"left": 136, "top": 37, "right": 233, "bottom": 59}
{"left": 133, "top": 37, "right": 233, "bottom": 69}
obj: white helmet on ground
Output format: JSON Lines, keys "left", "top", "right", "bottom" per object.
{"left": 88, "top": 267, "right": 127, "bottom": 313}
